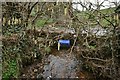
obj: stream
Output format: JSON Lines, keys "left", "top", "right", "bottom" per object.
{"left": 41, "top": 27, "right": 109, "bottom": 79}
{"left": 39, "top": 48, "right": 89, "bottom": 80}
{"left": 21, "top": 26, "right": 110, "bottom": 79}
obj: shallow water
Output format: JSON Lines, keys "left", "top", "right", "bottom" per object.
{"left": 42, "top": 50, "right": 80, "bottom": 79}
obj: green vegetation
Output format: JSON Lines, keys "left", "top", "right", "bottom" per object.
{"left": 100, "top": 7, "right": 116, "bottom": 14}
{"left": 36, "top": 19, "right": 47, "bottom": 27}
{"left": 3, "top": 60, "right": 18, "bottom": 79}
{"left": 45, "top": 46, "right": 51, "bottom": 54}
{"left": 35, "top": 18, "right": 54, "bottom": 27}
{"left": 75, "top": 7, "right": 116, "bottom": 27}
{"left": 2, "top": 2, "right": 120, "bottom": 80}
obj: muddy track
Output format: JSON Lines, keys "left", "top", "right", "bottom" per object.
{"left": 20, "top": 48, "right": 92, "bottom": 79}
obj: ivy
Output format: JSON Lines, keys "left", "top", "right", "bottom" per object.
{"left": 2, "top": 60, "right": 18, "bottom": 79}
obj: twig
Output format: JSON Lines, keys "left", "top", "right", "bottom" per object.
{"left": 89, "top": 62, "right": 106, "bottom": 68}
{"left": 81, "top": 53, "right": 112, "bottom": 62}
{"left": 69, "top": 28, "right": 79, "bottom": 54}
{"left": 32, "top": 2, "right": 46, "bottom": 23}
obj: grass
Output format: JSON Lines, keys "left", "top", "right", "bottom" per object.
{"left": 75, "top": 7, "right": 116, "bottom": 27}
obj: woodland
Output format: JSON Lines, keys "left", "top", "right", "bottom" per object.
{"left": 1, "top": 1, "right": 120, "bottom": 80}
